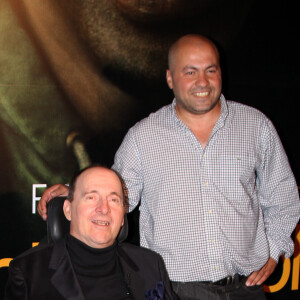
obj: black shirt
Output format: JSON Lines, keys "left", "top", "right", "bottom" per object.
{"left": 66, "top": 234, "right": 132, "bottom": 300}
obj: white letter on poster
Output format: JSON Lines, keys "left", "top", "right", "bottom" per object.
{"left": 32, "top": 184, "right": 47, "bottom": 214}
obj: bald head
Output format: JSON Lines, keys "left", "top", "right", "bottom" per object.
{"left": 168, "top": 34, "right": 220, "bottom": 72}
{"left": 166, "top": 34, "right": 222, "bottom": 117}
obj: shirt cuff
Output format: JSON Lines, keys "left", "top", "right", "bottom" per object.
{"left": 269, "top": 242, "right": 286, "bottom": 263}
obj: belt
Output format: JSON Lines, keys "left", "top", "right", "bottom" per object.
{"left": 203, "top": 274, "right": 245, "bottom": 286}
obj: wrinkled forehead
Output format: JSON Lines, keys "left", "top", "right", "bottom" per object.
{"left": 74, "top": 167, "right": 123, "bottom": 196}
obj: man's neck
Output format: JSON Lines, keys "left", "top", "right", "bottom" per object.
{"left": 175, "top": 101, "right": 221, "bottom": 148}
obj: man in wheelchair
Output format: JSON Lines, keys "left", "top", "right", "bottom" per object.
{"left": 5, "top": 166, "right": 176, "bottom": 300}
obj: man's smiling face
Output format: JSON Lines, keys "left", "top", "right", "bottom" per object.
{"left": 166, "top": 35, "right": 222, "bottom": 116}
{"left": 64, "top": 167, "right": 125, "bottom": 248}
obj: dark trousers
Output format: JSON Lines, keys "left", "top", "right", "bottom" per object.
{"left": 171, "top": 278, "right": 267, "bottom": 300}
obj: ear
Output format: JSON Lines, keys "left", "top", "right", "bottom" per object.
{"left": 63, "top": 199, "right": 72, "bottom": 221}
{"left": 166, "top": 69, "right": 173, "bottom": 89}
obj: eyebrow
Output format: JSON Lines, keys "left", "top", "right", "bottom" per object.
{"left": 182, "top": 65, "right": 198, "bottom": 71}
{"left": 83, "top": 190, "right": 122, "bottom": 198}
{"left": 183, "top": 64, "right": 218, "bottom": 71}
{"left": 83, "top": 190, "right": 98, "bottom": 196}
{"left": 109, "top": 192, "right": 122, "bottom": 198}
{"left": 206, "top": 64, "right": 218, "bottom": 69}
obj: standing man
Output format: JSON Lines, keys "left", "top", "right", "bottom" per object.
{"left": 39, "top": 35, "right": 300, "bottom": 300}
{"left": 6, "top": 166, "right": 176, "bottom": 299}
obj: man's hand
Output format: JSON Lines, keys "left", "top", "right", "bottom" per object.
{"left": 246, "top": 258, "right": 277, "bottom": 286}
{"left": 37, "top": 184, "right": 69, "bottom": 221}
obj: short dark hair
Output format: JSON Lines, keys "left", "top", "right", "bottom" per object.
{"left": 67, "top": 164, "right": 129, "bottom": 211}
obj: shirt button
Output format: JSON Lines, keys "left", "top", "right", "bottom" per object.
{"left": 203, "top": 182, "right": 208, "bottom": 186}
{"left": 208, "top": 209, "right": 212, "bottom": 214}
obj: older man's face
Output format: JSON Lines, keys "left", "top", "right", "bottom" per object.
{"left": 63, "top": 167, "right": 125, "bottom": 248}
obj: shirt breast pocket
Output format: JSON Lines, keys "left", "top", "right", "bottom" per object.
{"left": 211, "top": 153, "right": 257, "bottom": 207}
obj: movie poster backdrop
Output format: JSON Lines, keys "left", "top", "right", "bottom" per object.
{"left": 0, "top": 0, "right": 299, "bottom": 298}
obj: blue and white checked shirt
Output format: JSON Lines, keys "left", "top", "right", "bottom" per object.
{"left": 113, "top": 95, "right": 300, "bottom": 282}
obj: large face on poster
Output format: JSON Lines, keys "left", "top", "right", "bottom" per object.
{"left": 2, "top": 0, "right": 254, "bottom": 132}
{"left": 0, "top": 0, "right": 254, "bottom": 237}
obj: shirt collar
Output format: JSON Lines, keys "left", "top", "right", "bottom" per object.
{"left": 171, "top": 93, "right": 229, "bottom": 126}
{"left": 218, "top": 94, "right": 229, "bottom": 126}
